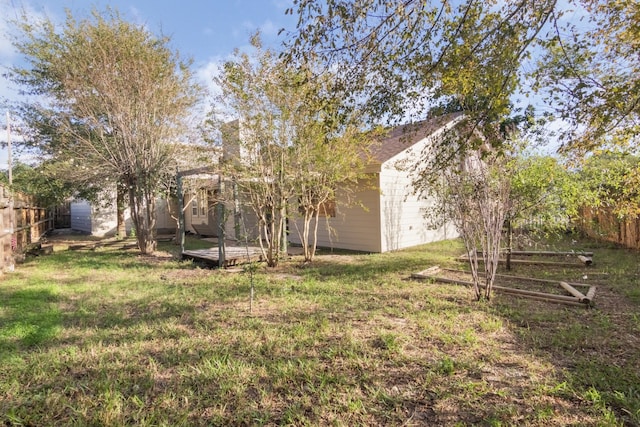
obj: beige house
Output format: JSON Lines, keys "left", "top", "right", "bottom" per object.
{"left": 289, "top": 113, "right": 461, "bottom": 252}
{"left": 179, "top": 114, "right": 461, "bottom": 253}
{"left": 71, "top": 115, "right": 460, "bottom": 253}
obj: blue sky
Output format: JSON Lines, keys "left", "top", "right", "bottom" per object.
{"left": 0, "top": 0, "right": 296, "bottom": 165}
{"left": 0, "top": 0, "right": 578, "bottom": 166}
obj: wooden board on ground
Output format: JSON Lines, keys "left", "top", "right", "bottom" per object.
{"left": 458, "top": 254, "right": 592, "bottom": 267}
{"left": 182, "top": 246, "right": 263, "bottom": 268}
{"left": 412, "top": 266, "right": 596, "bottom": 307}
{"left": 68, "top": 239, "right": 137, "bottom": 251}
{"left": 69, "top": 243, "right": 96, "bottom": 251}
{"left": 99, "top": 240, "right": 139, "bottom": 250}
{"left": 505, "top": 250, "right": 594, "bottom": 257}
{"left": 39, "top": 244, "right": 54, "bottom": 255}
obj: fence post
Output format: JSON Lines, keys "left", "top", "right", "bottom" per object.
{"left": 1, "top": 184, "right": 15, "bottom": 273}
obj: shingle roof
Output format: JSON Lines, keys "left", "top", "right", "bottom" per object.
{"left": 369, "top": 112, "right": 462, "bottom": 164}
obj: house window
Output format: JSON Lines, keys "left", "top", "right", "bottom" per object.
{"left": 192, "top": 194, "right": 198, "bottom": 216}
{"left": 318, "top": 199, "right": 336, "bottom": 218}
{"left": 299, "top": 197, "right": 336, "bottom": 218}
{"left": 199, "top": 190, "right": 207, "bottom": 216}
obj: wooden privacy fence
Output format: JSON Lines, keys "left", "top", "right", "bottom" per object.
{"left": 579, "top": 207, "right": 640, "bottom": 250}
{"left": 0, "top": 184, "right": 54, "bottom": 272}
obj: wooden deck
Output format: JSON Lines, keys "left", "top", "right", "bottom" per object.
{"left": 182, "top": 246, "right": 263, "bottom": 267}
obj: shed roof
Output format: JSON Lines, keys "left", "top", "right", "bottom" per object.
{"left": 369, "top": 112, "right": 462, "bottom": 164}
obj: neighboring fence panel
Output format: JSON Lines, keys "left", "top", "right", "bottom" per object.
{"left": 0, "top": 184, "right": 54, "bottom": 272}
{"left": 579, "top": 207, "right": 640, "bottom": 250}
{"left": 52, "top": 202, "right": 71, "bottom": 228}
{"left": 0, "top": 186, "right": 13, "bottom": 271}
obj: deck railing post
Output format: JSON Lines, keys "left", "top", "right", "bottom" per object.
{"left": 217, "top": 175, "right": 225, "bottom": 268}
{"left": 177, "top": 170, "right": 185, "bottom": 256}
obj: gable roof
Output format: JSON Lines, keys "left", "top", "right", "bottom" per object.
{"left": 369, "top": 112, "right": 462, "bottom": 164}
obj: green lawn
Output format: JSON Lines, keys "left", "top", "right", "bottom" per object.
{"left": 0, "top": 234, "right": 638, "bottom": 426}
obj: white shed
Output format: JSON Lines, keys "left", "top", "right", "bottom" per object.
{"left": 70, "top": 198, "right": 128, "bottom": 237}
{"left": 70, "top": 197, "right": 176, "bottom": 237}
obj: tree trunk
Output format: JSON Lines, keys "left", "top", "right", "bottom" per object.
{"left": 263, "top": 210, "right": 278, "bottom": 267}
{"left": 302, "top": 209, "right": 312, "bottom": 261}
{"left": 506, "top": 216, "right": 512, "bottom": 271}
{"left": 128, "top": 180, "right": 157, "bottom": 254}
{"left": 144, "top": 192, "right": 157, "bottom": 253}
{"left": 116, "top": 183, "right": 127, "bottom": 238}
{"left": 279, "top": 201, "right": 287, "bottom": 259}
{"left": 310, "top": 207, "right": 321, "bottom": 261}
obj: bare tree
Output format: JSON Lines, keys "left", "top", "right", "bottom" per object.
{"left": 422, "top": 128, "right": 510, "bottom": 301}
{"left": 288, "top": 93, "right": 371, "bottom": 263}
{"left": 214, "top": 36, "right": 371, "bottom": 265}
{"left": 8, "top": 8, "right": 200, "bottom": 253}
{"left": 454, "top": 151, "right": 510, "bottom": 300}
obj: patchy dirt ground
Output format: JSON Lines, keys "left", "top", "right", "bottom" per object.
{"left": 27, "top": 231, "right": 640, "bottom": 425}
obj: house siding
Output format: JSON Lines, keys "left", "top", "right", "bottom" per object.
{"left": 234, "top": 206, "right": 261, "bottom": 242}
{"left": 290, "top": 176, "right": 382, "bottom": 252}
{"left": 156, "top": 199, "right": 176, "bottom": 234}
{"left": 378, "top": 122, "right": 459, "bottom": 252}
{"left": 379, "top": 168, "right": 454, "bottom": 252}
{"left": 91, "top": 204, "right": 119, "bottom": 236}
